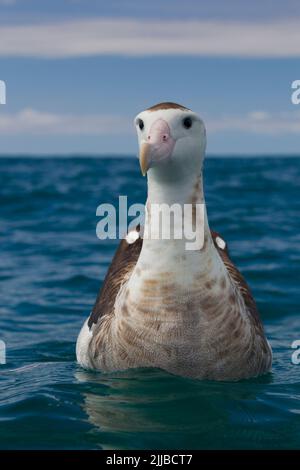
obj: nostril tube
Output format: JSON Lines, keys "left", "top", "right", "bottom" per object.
{"left": 147, "top": 119, "right": 173, "bottom": 149}
{"left": 143, "top": 119, "right": 175, "bottom": 166}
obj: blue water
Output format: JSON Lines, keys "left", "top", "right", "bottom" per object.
{"left": 0, "top": 156, "right": 299, "bottom": 450}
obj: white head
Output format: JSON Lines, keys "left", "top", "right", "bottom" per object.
{"left": 134, "top": 102, "right": 206, "bottom": 182}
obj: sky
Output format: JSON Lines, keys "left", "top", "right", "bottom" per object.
{"left": 0, "top": 0, "right": 300, "bottom": 155}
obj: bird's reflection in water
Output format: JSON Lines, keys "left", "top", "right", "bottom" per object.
{"left": 75, "top": 367, "right": 272, "bottom": 449}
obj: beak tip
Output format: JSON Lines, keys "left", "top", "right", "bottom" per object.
{"left": 139, "top": 162, "right": 146, "bottom": 176}
{"left": 139, "top": 142, "right": 150, "bottom": 176}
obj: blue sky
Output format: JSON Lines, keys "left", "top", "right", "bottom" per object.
{"left": 0, "top": 0, "right": 300, "bottom": 155}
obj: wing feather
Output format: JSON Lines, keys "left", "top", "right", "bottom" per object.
{"left": 89, "top": 228, "right": 262, "bottom": 331}
{"left": 88, "top": 227, "right": 142, "bottom": 328}
{"left": 210, "top": 230, "right": 261, "bottom": 327}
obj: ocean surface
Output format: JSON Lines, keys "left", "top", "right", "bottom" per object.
{"left": 0, "top": 156, "right": 299, "bottom": 450}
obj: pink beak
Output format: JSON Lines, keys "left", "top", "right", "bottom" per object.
{"left": 139, "top": 119, "right": 176, "bottom": 176}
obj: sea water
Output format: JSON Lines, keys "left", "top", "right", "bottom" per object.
{"left": 0, "top": 156, "right": 299, "bottom": 449}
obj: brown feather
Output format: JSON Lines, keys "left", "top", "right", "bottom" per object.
{"left": 88, "top": 227, "right": 262, "bottom": 334}
{"left": 146, "top": 102, "right": 189, "bottom": 112}
{"left": 88, "top": 227, "right": 142, "bottom": 328}
{"left": 210, "top": 230, "right": 262, "bottom": 329}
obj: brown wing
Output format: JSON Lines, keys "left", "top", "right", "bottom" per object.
{"left": 210, "top": 230, "right": 261, "bottom": 326}
{"left": 88, "top": 227, "right": 143, "bottom": 328}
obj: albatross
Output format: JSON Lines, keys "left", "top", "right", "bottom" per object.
{"left": 76, "top": 102, "right": 272, "bottom": 381}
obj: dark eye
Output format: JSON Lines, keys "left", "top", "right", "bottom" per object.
{"left": 137, "top": 119, "right": 144, "bottom": 130}
{"left": 183, "top": 117, "right": 192, "bottom": 129}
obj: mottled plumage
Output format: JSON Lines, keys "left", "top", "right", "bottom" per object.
{"left": 76, "top": 102, "right": 272, "bottom": 380}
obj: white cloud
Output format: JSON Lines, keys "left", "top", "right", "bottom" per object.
{"left": 0, "top": 108, "right": 131, "bottom": 135}
{"left": 206, "top": 110, "right": 300, "bottom": 134}
{"left": 0, "top": 17, "right": 300, "bottom": 58}
{"left": 0, "top": 108, "right": 300, "bottom": 136}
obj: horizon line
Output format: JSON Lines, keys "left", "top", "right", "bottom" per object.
{"left": 0, "top": 153, "right": 299, "bottom": 159}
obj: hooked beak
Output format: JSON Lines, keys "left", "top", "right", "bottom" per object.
{"left": 139, "top": 142, "right": 151, "bottom": 176}
{"left": 138, "top": 119, "right": 176, "bottom": 176}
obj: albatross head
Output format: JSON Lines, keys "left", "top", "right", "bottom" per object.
{"left": 134, "top": 102, "right": 206, "bottom": 178}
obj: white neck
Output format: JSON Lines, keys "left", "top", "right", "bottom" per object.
{"left": 116, "top": 158, "right": 229, "bottom": 322}
{"left": 146, "top": 159, "right": 202, "bottom": 205}
{"left": 126, "top": 161, "right": 219, "bottom": 291}
{"left": 142, "top": 163, "right": 211, "bottom": 254}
